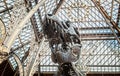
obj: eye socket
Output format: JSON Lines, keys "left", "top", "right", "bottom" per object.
{"left": 72, "top": 49, "right": 78, "bottom": 54}
{"left": 72, "top": 46, "right": 81, "bottom": 55}
{"left": 48, "top": 14, "right": 53, "bottom": 16}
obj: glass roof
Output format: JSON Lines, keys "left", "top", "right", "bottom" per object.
{"left": 0, "top": 0, "right": 120, "bottom": 75}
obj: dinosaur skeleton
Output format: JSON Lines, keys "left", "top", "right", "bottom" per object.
{"left": 0, "top": 0, "right": 83, "bottom": 75}
{"left": 43, "top": 14, "right": 82, "bottom": 76}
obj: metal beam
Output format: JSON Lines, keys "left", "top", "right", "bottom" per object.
{"left": 11, "top": 41, "right": 30, "bottom": 52}
{"left": 34, "top": 0, "right": 43, "bottom": 25}
{"left": 78, "top": 27, "right": 110, "bottom": 30}
{"left": 81, "top": 37, "right": 117, "bottom": 41}
{"left": 81, "top": 33, "right": 118, "bottom": 37}
{"left": 72, "top": 20, "right": 105, "bottom": 22}
{"left": 110, "top": 0, "right": 114, "bottom": 20}
{"left": 36, "top": 71, "right": 120, "bottom": 75}
{"left": 81, "top": 54, "right": 119, "bottom": 56}
{"left": 29, "top": 0, "right": 41, "bottom": 42}
{"left": 21, "top": 51, "right": 29, "bottom": 63}
{"left": 92, "top": 0, "right": 120, "bottom": 43}
{"left": 43, "top": 33, "right": 117, "bottom": 40}
{"left": 3, "top": 0, "right": 11, "bottom": 17}
{"left": 116, "top": 4, "right": 120, "bottom": 26}
{"left": 115, "top": 0, "right": 120, "bottom": 4}
{"left": 61, "top": 6, "right": 95, "bottom": 9}
{"left": 30, "top": 16, "right": 41, "bottom": 42}
{"left": 87, "top": 65, "right": 120, "bottom": 67}
{"left": 92, "top": 0, "right": 120, "bottom": 33}
{"left": 0, "top": 6, "right": 13, "bottom": 13}
{"left": 52, "top": 0, "right": 65, "bottom": 15}
{"left": 87, "top": 72, "right": 120, "bottom": 74}
{"left": 38, "top": 63, "right": 40, "bottom": 76}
